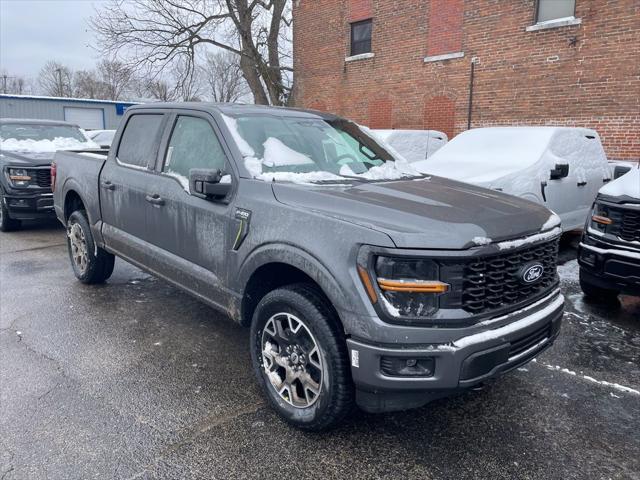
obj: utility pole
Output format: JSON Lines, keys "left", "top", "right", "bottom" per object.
{"left": 1, "top": 75, "right": 7, "bottom": 94}
{"left": 55, "top": 68, "right": 63, "bottom": 96}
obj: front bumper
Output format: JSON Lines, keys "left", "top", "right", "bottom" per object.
{"left": 578, "top": 234, "right": 640, "bottom": 296}
{"left": 2, "top": 191, "right": 55, "bottom": 220}
{"left": 347, "top": 291, "right": 564, "bottom": 413}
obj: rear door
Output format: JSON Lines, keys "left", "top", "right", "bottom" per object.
{"left": 143, "top": 111, "right": 237, "bottom": 308}
{"left": 100, "top": 112, "right": 167, "bottom": 264}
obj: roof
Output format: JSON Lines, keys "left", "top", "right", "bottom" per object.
{"left": 126, "top": 101, "right": 339, "bottom": 120}
{"left": 0, "top": 93, "right": 138, "bottom": 106}
{"left": 0, "top": 118, "right": 79, "bottom": 127}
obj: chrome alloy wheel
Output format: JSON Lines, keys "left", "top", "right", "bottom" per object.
{"left": 261, "top": 313, "right": 323, "bottom": 408}
{"left": 68, "top": 222, "right": 88, "bottom": 273}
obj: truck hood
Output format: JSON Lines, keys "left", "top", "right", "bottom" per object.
{"left": 0, "top": 149, "right": 55, "bottom": 167}
{"left": 272, "top": 176, "right": 557, "bottom": 249}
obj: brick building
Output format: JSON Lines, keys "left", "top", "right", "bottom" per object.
{"left": 293, "top": 0, "right": 640, "bottom": 161}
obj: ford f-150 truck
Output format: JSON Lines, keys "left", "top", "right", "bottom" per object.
{"left": 0, "top": 118, "right": 98, "bottom": 231}
{"left": 579, "top": 165, "right": 640, "bottom": 299}
{"left": 53, "top": 103, "right": 564, "bottom": 430}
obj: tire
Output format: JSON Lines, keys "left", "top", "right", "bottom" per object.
{"left": 579, "top": 268, "right": 619, "bottom": 302}
{"left": 250, "top": 283, "right": 354, "bottom": 431}
{"left": 0, "top": 193, "right": 21, "bottom": 232}
{"left": 66, "top": 210, "right": 115, "bottom": 284}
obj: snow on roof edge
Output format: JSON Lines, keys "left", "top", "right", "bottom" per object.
{"left": 0, "top": 93, "right": 139, "bottom": 106}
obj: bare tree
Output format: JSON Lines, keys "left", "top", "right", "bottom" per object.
{"left": 202, "top": 50, "right": 247, "bottom": 103}
{"left": 38, "top": 61, "right": 74, "bottom": 97}
{"left": 1, "top": 71, "right": 30, "bottom": 95}
{"left": 91, "top": 0, "right": 293, "bottom": 106}
{"left": 74, "top": 69, "right": 104, "bottom": 99}
{"left": 97, "top": 60, "right": 133, "bottom": 100}
{"left": 145, "top": 78, "right": 178, "bottom": 102}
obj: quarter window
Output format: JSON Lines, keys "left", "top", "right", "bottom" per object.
{"left": 117, "top": 114, "right": 164, "bottom": 168}
{"left": 350, "top": 19, "right": 372, "bottom": 56}
{"left": 536, "top": 0, "right": 575, "bottom": 23}
{"left": 163, "top": 116, "right": 227, "bottom": 189}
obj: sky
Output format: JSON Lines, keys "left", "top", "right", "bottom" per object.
{"left": 0, "top": 0, "right": 105, "bottom": 79}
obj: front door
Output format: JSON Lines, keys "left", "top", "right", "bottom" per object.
{"left": 144, "top": 113, "right": 236, "bottom": 309}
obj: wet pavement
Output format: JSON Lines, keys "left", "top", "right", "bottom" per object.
{"left": 1, "top": 224, "right": 638, "bottom": 480}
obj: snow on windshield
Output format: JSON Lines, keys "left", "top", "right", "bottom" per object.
{"left": 0, "top": 136, "right": 99, "bottom": 152}
{"left": 599, "top": 167, "right": 640, "bottom": 198}
{"left": 221, "top": 114, "right": 421, "bottom": 184}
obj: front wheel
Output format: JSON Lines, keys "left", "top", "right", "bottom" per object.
{"left": 0, "top": 193, "right": 21, "bottom": 232}
{"left": 250, "top": 284, "right": 354, "bottom": 431}
{"left": 67, "top": 210, "right": 115, "bottom": 284}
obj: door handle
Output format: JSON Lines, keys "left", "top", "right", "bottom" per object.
{"left": 101, "top": 181, "right": 115, "bottom": 191}
{"left": 577, "top": 181, "right": 587, "bottom": 187}
{"left": 145, "top": 194, "right": 165, "bottom": 206}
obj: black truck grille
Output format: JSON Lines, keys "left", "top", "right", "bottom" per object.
{"left": 33, "top": 169, "right": 52, "bottom": 188}
{"left": 509, "top": 323, "right": 551, "bottom": 359}
{"left": 461, "top": 239, "right": 559, "bottom": 315}
{"left": 607, "top": 206, "right": 640, "bottom": 243}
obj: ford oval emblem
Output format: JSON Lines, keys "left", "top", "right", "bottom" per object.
{"left": 520, "top": 263, "right": 545, "bottom": 284}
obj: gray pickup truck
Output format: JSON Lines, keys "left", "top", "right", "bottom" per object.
{"left": 53, "top": 103, "right": 564, "bottom": 430}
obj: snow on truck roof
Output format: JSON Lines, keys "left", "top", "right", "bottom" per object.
{"left": 414, "top": 126, "right": 603, "bottom": 183}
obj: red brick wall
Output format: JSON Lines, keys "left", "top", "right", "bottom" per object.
{"left": 349, "top": 0, "right": 372, "bottom": 22}
{"left": 293, "top": 0, "right": 640, "bottom": 161}
{"left": 427, "top": 0, "right": 463, "bottom": 56}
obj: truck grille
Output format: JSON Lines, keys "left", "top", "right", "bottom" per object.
{"left": 461, "top": 239, "right": 559, "bottom": 315}
{"left": 33, "top": 169, "right": 52, "bottom": 188}
{"left": 607, "top": 206, "right": 640, "bottom": 243}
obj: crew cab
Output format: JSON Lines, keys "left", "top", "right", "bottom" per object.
{"left": 579, "top": 166, "right": 640, "bottom": 299}
{"left": 53, "top": 103, "right": 564, "bottom": 430}
{"left": 412, "top": 127, "right": 613, "bottom": 231}
{"left": 0, "top": 118, "right": 98, "bottom": 231}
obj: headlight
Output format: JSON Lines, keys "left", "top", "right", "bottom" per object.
{"left": 590, "top": 202, "right": 612, "bottom": 232}
{"left": 373, "top": 256, "right": 449, "bottom": 318}
{"left": 7, "top": 168, "right": 32, "bottom": 187}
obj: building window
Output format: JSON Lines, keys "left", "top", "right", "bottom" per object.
{"left": 351, "top": 19, "right": 372, "bottom": 56}
{"left": 536, "top": 0, "right": 575, "bottom": 23}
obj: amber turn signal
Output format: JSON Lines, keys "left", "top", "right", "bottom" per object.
{"left": 357, "top": 265, "right": 378, "bottom": 304}
{"left": 377, "top": 279, "right": 449, "bottom": 293}
{"left": 9, "top": 175, "right": 31, "bottom": 181}
{"left": 592, "top": 215, "right": 613, "bottom": 225}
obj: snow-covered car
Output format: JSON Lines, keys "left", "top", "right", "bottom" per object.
{"left": 578, "top": 165, "right": 640, "bottom": 299}
{"left": 0, "top": 118, "right": 99, "bottom": 231}
{"left": 373, "top": 129, "right": 447, "bottom": 162}
{"left": 412, "top": 127, "right": 613, "bottom": 232}
{"left": 86, "top": 129, "right": 116, "bottom": 149}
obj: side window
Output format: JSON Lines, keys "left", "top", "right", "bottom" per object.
{"left": 117, "top": 114, "right": 164, "bottom": 168}
{"left": 163, "top": 116, "right": 227, "bottom": 186}
{"left": 350, "top": 19, "right": 372, "bottom": 56}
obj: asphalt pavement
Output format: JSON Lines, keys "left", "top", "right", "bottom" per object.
{"left": 1, "top": 222, "right": 639, "bottom": 480}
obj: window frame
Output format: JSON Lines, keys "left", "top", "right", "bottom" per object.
{"left": 350, "top": 19, "right": 373, "bottom": 56}
{"left": 534, "top": 0, "right": 576, "bottom": 24}
{"left": 115, "top": 112, "right": 167, "bottom": 171}
{"left": 156, "top": 110, "right": 238, "bottom": 194}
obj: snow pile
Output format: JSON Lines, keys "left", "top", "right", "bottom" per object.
{"left": 262, "top": 138, "right": 314, "bottom": 167}
{"left": 0, "top": 136, "right": 99, "bottom": 152}
{"left": 542, "top": 212, "right": 562, "bottom": 231}
{"left": 599, "top": 166, "right": 640, "bottom": 198}
{"left": 373, "top": 129, "right": 448, "bottom": 162}
{"left": 472, "top": 236, "right": 493, "bottom": 246}
{"left": 497, "top": 226, "right": 562, "bottom": 250}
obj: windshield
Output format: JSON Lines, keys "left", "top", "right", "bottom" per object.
{"left": 0, "top": 123, "right": 97, "bottom": 152}
{"left": 222, "top": 113, "right": 422, "bottom": 183}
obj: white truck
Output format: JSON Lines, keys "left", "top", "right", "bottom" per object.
{"left": 411, "top": 127, "right": 613, "bottom": 232}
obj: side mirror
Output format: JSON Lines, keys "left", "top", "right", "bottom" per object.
{"left": 550, "top": 163, "right": 569, "bottom": 180}
{"left": 189, "top": 168, "right": 232, "bottom": 200}
{"left": 613, "top": 165, "right": 631, "bottom": 179}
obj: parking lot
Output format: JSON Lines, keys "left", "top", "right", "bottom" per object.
{"left": 1, "top": 223, "right": 639, "bottom": 480}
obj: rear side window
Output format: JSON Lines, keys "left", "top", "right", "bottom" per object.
{"left": 163, "top": 116, "right": 227, "bottom": 182}
{"left": 117, "top": 114, "right": 164, "bottom": 168}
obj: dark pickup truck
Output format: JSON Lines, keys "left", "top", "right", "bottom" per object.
{"left": 0, "top": 118, "right": 99, "bottom": 231}
{"left": 53, "top": 103, "right": 564, "bottom": 430}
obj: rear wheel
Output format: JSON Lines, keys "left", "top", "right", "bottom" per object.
{"left": 67, "top": 210, "right": 115, "bottom": 284}
{"left": 250, "top": 284, "right": 354, "bottom": 431}
{"left": 579, "top": 268, "right": 619, "bottom": 301}
{"left": 0, "top": 193, "right": 21, "bottom": 232}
